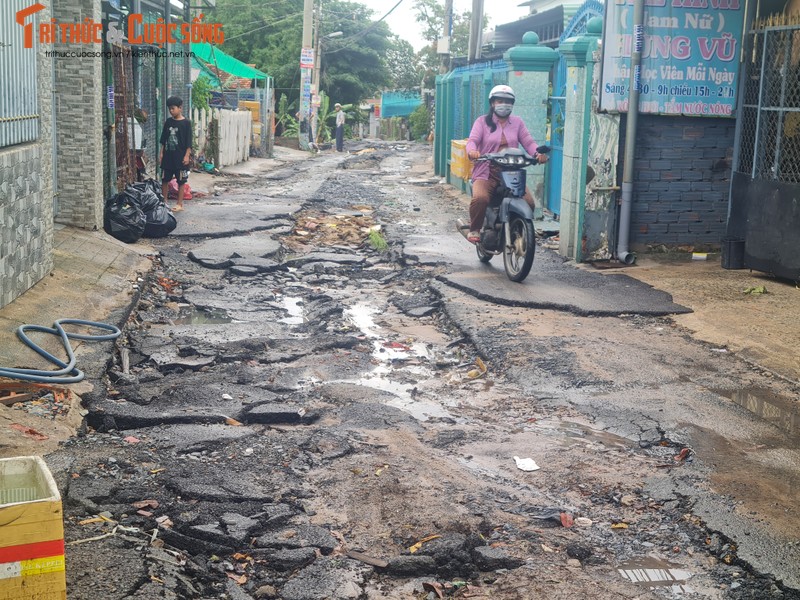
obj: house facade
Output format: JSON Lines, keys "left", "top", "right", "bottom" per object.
{"left": 1, "top": 0, "right": 55, "bottom": 307}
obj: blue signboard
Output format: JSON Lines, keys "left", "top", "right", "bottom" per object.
{"left": 600, "top": 0, "right": 745, "bottom": 116}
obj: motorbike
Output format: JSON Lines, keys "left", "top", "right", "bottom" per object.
{"left": 457, "top": 146, "right": 549, "bottom": 283}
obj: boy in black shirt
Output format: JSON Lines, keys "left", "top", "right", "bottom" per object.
{"left": 160, "top": 96, "right": 192, "bottom": 212}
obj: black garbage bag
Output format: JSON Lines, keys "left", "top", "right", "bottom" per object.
{"left": 143, "top": 203, "right": 177, "bottom": 238}
{"left": 125, "top": 180, "right": 162, "bottom": 213}
{"left": 104, "top": 193, "right": 146, "bottom": 244}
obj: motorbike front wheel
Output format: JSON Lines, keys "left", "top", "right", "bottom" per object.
{"left": 503, "top": 216, "right": 535, "bottom": 282}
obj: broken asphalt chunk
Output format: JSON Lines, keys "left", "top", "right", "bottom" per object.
{"left": 242, "top": 403, "right": 318, "bottom": 425}
{"left": 384, "top": 555, "right": 438, "bottom": 576}
{"left": 472, "top": 546, "right": 523, "bottom": 571}
{"left": 255, "top": 526, "right": 339, "bottom": 555}
{"left": 254, "top": 547, "right": 317, "bottom": 571}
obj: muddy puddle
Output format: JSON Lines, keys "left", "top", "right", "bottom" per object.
{"left": 341, "top": 302, "right": 462, "bottom": 422}
{"left": 717, "top": 387, "right": 799, "bottom": 439}
{"left": 532, "top": 418, "right": 633, "bottom": 449}
{"left": 617, "top": 556, "right": 694, "bottom": 594}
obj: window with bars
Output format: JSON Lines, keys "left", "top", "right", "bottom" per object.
{"left": 0, "top": 0, "right": 41, "bottom": 149}
{"left": 738, "top": 24, "right": 800, "bottom": 183}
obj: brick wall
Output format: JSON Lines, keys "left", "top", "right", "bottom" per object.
{"left": 0, "top": 2, "right": 55, "bottom": 308}
{"left": 53, "top": 0, "right": 104, "bottom": 230}
{"left": 625, "top": 115, "right": 734, "bottom": 248}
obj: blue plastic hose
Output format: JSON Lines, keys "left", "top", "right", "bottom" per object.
{"left": 0, "top": 319, "right": 121, "bottom": 384}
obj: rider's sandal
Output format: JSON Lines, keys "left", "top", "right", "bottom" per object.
{"left": 467, "top": 231, "right": 480, "bottom": 244}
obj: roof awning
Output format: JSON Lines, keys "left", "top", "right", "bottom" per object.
{"left": 191, "top": 55, "right": 222, "bottom": 88}
{"left": 192, "top": 43, "right": 269, "bottom": 80}
{"left": 381, "top": 91, "right": 421, "bottom": 118}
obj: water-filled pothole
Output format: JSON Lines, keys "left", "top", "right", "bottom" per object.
{"left": 617, "top": 556, "right": 694, "bottom": 594}
{"left": 341, "top": 302, "right": 460, "bottom": 422}
{"left": 173, "top": 308, "right": 235, "bottom": 325}
{"left": 279, "top": 296, "right": 304, "bottom": 325}
{"left": 718, "top": 387, "right": 799, "bottom": 439}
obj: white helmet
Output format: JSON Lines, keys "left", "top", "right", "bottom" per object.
{"left": 489, "top": 84, "right": 515, "bottom": 103}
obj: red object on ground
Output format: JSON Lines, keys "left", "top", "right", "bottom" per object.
{"left": 168, "top": 180, "right": 193, "bottom": 200}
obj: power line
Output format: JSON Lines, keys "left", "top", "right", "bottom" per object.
{"left": 324, "top": 0, "right": 405, "bottom": 54}
{"left": 222, "top": 11, "right": 304, "bottom": 41}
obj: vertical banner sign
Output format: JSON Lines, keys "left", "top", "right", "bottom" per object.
{"left": 299, "top": 47, "right": 314, "bottom": 116}
{"left": 300, "top": 47, "right": 315, "bottom": 69}
{"left": 600, "top": 0, "right": 745, "bottom": 115}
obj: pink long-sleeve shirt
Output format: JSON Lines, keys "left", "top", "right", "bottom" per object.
{"left": 465, "top": 114, "right": 539, "bottom": 182}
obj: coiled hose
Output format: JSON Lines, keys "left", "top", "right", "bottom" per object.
{"left": 0, "top": 319, "right": 121, "bottom": 384}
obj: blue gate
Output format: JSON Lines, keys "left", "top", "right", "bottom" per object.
{"left": 546, "top": 0, "right": 604, "bottom": 215}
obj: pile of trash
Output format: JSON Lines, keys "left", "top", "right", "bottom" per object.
{"left": 104, "top": 180, "right": 177, "bottom": 244}
{"left": 288, "top": 209, "right": 381, "bottom": 248}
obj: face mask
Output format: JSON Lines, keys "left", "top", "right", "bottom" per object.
{"left": 494, "top": 104, "right": 513, "bottom": 118}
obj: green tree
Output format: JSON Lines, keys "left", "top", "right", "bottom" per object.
{"left": 385, "top": 36, "right": 423, "bottom": 90}
{"left": 212, "top": 0, "right": 395, "bottom": 110}
{"left": 191, "top": 75, "right": 213, "bottom": 110}
{"left": 412, "top": 0, "right": 475, "bottom": 85}
{"left": 317, "top": 1, "right": 392, "bottom": 105}
{"left": 214, "top": 0, "right": 306, "bottom": 109}
{"left": 409, "top": 103, "right": 430, "bottom": 140}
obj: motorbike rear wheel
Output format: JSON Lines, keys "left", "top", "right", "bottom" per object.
{"left": 503, "top": 216, "right": 535, "bottom": 282}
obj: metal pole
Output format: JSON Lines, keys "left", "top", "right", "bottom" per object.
{"left": 616, "top": 0, "right": 644, "bottom": 265}
{"left": 440, "top": 0, "right": 453, "bottom": 73}
{"left": 469, "top": 0, "right": 484, "bottom": 61}
{"left": 312, "top": 1, "right": 321, "bottom": 145}
{"left": 299, "top": 0, "right": 313, "bottom": 151}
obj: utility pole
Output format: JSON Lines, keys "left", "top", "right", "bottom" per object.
{"left": 311, "top": 1, "right": 321, "bottom": 145}
{"left": 438, "top": 0, "right": 453, "bottom": 73}
{"left": 468, "top": 0, "right": 483, "bottom": 61}
{"left": 299, "top": 0, "right": 314, "bottom": 151}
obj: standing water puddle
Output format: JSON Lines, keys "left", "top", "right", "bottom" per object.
{"left": 342, "top": 302, "right": 458, "bottom": 422}
{"left": 717, "top": 387, "right": 799, "bottom": 439}
{"left": 173, "top": 307, "right": 235, "bottom": 325}
{"left": 280, "top": 297, "right": 305, "bottom": 325}
{"left": 617, "top": 557, "right": 694, "bottom": 594}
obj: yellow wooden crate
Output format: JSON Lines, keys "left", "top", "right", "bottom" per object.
{"left": 0, "top": 457, "right": 65, "bottom": 600}
{"left": 450, "top": 139, "right": 472, "bottom": 180}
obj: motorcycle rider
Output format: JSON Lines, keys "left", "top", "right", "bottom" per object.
{"left": 465, "top": 84, "right": 547, "bottom": 244}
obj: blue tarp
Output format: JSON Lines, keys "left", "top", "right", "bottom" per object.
{"left": 381, "top": 91, "right": 421, "bottom": 118}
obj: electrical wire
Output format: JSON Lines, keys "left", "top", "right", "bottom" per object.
{"left": 324, "top": 0, "right": 405, "bottom": 54}
{"left": 222, "top": 11, "right": 304, "bottom": 41}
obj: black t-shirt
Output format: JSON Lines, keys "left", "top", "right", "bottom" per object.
{"left": 160, "top": 117, "right": 192, "bottom": 169}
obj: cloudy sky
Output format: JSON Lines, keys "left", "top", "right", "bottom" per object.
{"left": 354, "top": 0, "right": 531, "bottom": 51}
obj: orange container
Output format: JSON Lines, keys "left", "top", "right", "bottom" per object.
{"left": 0, "top": 457, "right": 65, "bottom": 600}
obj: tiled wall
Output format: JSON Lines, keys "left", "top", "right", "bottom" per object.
{"left": 0, "top": 1, "right": 55, "bottom": 308}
